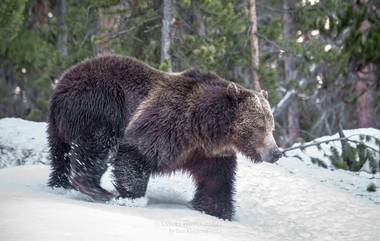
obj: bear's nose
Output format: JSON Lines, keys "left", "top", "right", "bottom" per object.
{"left": 272, "top": 149, "right": 283, "bottom": 160}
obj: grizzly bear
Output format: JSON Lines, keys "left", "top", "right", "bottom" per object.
{"left": 47, "top": 55, "right": 282, "bottom": 220}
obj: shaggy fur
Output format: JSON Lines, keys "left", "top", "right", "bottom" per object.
{"left": 47, "top": 55, "right": 280, "bottom": 220}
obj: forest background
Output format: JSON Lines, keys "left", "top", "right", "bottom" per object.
{"left": 1, "top": 0, "right": 379, "bottom": 147}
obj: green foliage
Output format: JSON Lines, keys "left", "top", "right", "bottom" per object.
{"left": 258, "top": 16, "right": 281, "bottom": 41}
{"left": 174, "top": 0, "right": 251, "bottom": 84}
{"left": 91, "top": 0, "right": 121, "bottom": 8}
{"left": 26, "top": 109, "right": 43, "bottom": 121}
{"left": 159, "top": 59, "right": 170, "bottom": 71}
{"left": 310, "top": 157, "right": 328, "bottom": 169}
{"left": 328, "top": 146, "right": 349, "bottom": 170}
{"left": 0, "top": 0, "right": 379, "bottom": 143}
{"left": 258, "top": 64, "right": 278, "bottom": 104}
{"left": 0, "top": 0, "right": 27, "bottom": 55}
{"left": 0, "top": 0, "right": 59, "bottom": 120}
{"left": 368, "top": 154, "right": 377, "bottom": 174}
{"left": 338, "top": 2, "right": 380, "bottom": 65}
{"left": 286, "top": 0, "right": 380, "bottom": 141}
{"left": 0, "top": 0, "right": 123, "bottom": 120}
{"left": 319, "top": 135, "right": 380, "bottom": 173}
{"left": 351, "top": 143, "right": 368, "bottom": 172}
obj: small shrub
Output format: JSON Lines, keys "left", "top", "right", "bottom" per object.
{"left": 367, "top": 183, "right": 376, "bottom": 192}
{"left": 310, "top": 157, "right": 328, "bottom": 168}
{"left": 26, "top": 108, "right": 43, "bottom": 121}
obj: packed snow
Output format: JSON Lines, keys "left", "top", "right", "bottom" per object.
{"left": 1, "top": 118, "right": 380, "bottom": 241}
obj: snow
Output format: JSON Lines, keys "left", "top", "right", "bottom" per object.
{"left": 278, "top": 128, "right": 380, "bottom": 204}
{"left": 282, "top": 128, "right": 380, "bottom": 172}
{"left": 0, "top": 118, "right": 49, "bottom": 168}
{"left": 0, "top": 165, "right": 269, "bottom": 241}
{"left": 1, "top": 118, "right": 380, "bottom": 240}
{"left": 1, "top": 161, "right": 380, "bottom": 241}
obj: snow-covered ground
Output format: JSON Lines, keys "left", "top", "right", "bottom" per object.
{"left": 278, "top": 129, "right": 380, "bottom": 205}
{"left": 1, "top": 118, "right": 380, "bottom": 241}
{"left": 0, "top": 118, "right": 49, "bottom": 168}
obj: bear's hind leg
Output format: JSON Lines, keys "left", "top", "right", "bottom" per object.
{"left": 184, "top": 153, "right": 237, "bottom": 220}
{"left": 69, "top": 130, "right": 118, "bottom": 202}
{"left": 112, "top": 144, "right": 151, "bottom": 199}
{"left": 47, "top": 124, "right": 72, "bottom": 189}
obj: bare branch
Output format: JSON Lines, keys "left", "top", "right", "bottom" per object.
{"left": 282, "top": 134, "right": 380, "bottom": 154}
{"left": 255, "top": 32, "right": 286, "bottom": 53}
{"left": 272, "top": 89, "right": 297, "bottom": 118}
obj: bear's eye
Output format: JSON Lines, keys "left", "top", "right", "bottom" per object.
{"left": 258, "top": 127, "right": 265, "bottom": 133}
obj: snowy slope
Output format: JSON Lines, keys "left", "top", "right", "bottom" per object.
{"left": 0, "top": 118, "right": 49, "bottom": 168}
{"left": 281, "top": 128, "right": 380, "bottom": 172}
{"left": 1, "top": 160, "right": 380, "bottom": 241}
{"left": 278, "top": 128, "right": 380, "bottom": 204}
{"left": 1, "top": 118, "right": 380, "bottom": 240}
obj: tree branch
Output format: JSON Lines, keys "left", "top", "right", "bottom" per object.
{"left": 282, "top": 134, "right": 380, "bottom": 154}
{"left": 272, "top": 89, "right": 297, "bottom": 118}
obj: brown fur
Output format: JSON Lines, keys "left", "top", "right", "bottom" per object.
{"left": 48, "top": 55, "right": 280, "bottom": 221}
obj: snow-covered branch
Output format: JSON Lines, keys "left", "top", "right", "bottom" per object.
{"left": 282, "top": 134, "right": 380, "bottom": 154}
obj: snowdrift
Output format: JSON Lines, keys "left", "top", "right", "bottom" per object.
{"left": 1, "top": 118, "right": 380, "bottom": 241}
{"left": 0, "top": 118, "right": 49, "bottom": 168}
{"left": 283, "top": 128, "right": 380, "bottom": 173}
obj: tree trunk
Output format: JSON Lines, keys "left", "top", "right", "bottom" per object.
{"left": 352, "top": 2, "right": 375, "bottom": 128}
{"left": 56, "top": 0, "right": 68, "bottom": 57}
{"left": 161, "top": 0, "right": 173, "bottom": 72}
{"left": 283, "top": 0, "right": 300, "bottom": 144}
{"left": 95, "top": 8, "right": 112, "bottom": 56}
{"left": 248, "top": 0, "right": 261, "bottom": 91}
{"left": 355, "top": 64, "right": 375, "bottom": 128}
{"left": 192, "top": 1, "right": 206, "bottom": 37}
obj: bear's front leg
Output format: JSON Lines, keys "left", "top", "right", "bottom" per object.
{"left": 112, "top": 143, "right": 151, "bottom": 199}
{"left": 185, "top": 153, "right": 237, "bottom": 220}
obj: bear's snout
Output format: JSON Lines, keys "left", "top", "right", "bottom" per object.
{"left": 257, "top": 133, "right": 282, "bottom": 163}
{"left": 270, "top": 148, "right": 283, "bottom": 163}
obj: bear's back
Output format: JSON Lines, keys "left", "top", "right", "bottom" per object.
{"left": 59, "top": 55, "right": 161, "bottom": 91}
{"left": 50, "top": 56, "right": 170, "bottom": 141}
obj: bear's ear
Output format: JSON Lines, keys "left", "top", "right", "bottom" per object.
{"left": 227, "top": 82, "right": 250, "bottom": 102}
{"left": 261, "top": 89, "right": 268, "bottom": 99}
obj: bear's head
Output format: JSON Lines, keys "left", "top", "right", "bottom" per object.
{"left": 227, "top": 84, "right": 282, "bottom": 163}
